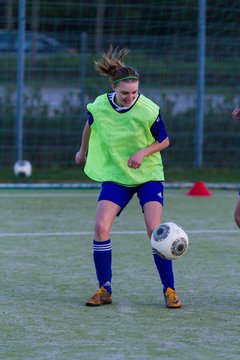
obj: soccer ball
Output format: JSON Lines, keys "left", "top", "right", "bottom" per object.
{"left": 151, "top": 222, "right": 189, "bottom": 260}
{"left": 13, "top": 160, "right": 32, "bottom": 177}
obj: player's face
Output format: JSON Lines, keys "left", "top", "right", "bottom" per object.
{"left": 112, "top": 81, "right": 139, "bottom": 107}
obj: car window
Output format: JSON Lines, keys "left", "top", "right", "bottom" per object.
{"left": 0, "top": 31, "right": 69, "bottom": 53}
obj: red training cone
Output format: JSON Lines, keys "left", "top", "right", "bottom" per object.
{"left": 187, "top": 181, "right": 212, "bottom": 197}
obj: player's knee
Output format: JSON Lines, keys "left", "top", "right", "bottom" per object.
{"left": 234, "top": 211, "right": 240, "bottom": 228}
{"left": 95, "top": 219, "right": 110, "bottom": 239}
{"left": 146, "top": 225, "right": 156, "bottom": 239}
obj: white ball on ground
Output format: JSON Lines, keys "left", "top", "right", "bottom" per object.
{"left": 13, "top": 160, "right": 32, "bottom": 177}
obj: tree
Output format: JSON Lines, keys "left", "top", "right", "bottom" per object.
{"left": 6, "top": 0, "right": 14, "bottom": 30}
{"left": 31, "top": 0, "right": 40, "bottom": 64}
{"left": 95, "top": 0, "right": 106, "bottom": 53}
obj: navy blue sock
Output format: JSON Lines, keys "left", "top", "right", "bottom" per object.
{"left": 93, "top": 239, "right": 112, "bottom": 294}
{"left": 152, "top": 250, "right": 175, "bottom": 293}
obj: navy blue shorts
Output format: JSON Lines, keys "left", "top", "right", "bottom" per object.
{"left": 98, "top": 181, "right": 164, "bottom": 215}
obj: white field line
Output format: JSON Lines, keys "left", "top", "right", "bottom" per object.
{"left": 0, "top": 191, "right": 237, "bottom": 198}
{"left": 0, "top": 182, "right": 239, "bottom": 190}
{"left": 0, "top": 229, "right": 238, "bottom": 237}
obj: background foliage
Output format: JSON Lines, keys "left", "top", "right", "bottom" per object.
{"left": 0, "top": 1, "right": 239, "bottom": 175}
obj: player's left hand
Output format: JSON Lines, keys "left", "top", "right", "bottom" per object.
{"left": 127, "top": 150, "right": 144, "bottom": 169}
{"left": 232, "top": 108, "right": 240, "bottom": 121}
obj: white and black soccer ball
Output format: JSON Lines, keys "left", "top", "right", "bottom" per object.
{"left": 151, "top": 222, "right": 189, "bottom": 260}
{"left": 13, "top": 160, "right": 32, "bottom": 177}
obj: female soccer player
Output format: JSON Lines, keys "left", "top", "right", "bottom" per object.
{"left": 75, "top": 46, "right": 182, "bottom": 308}
{"left": 232, "top": 108, "right": 240, "bottom": 227}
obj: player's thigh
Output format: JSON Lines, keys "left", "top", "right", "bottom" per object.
{"left": 143, "top": 201, "right": 163, "bottom": 238}
{"left": 95, "top": 200, "right": 121, "bottom": 230}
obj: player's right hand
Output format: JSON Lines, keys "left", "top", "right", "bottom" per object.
{"left": 75, "top": 150, "right": 86, "bottom": 166}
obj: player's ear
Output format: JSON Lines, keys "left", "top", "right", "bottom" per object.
{"left": 111, "top": 83, "right": 116, "bottom": 91}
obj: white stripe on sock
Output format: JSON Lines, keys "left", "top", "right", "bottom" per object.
{"left": 93, "top": 243, "right": 112, "bottom": 252}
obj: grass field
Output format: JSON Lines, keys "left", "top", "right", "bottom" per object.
{"left": 0, "top": 188, "right": 239, "bottom": 360}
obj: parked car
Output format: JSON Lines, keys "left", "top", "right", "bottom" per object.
{"left": 0, "top": 30, "right": 77, "bottom": 54}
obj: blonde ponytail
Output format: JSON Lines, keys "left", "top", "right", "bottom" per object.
{"left": 95, "top": 45, "right": 139, "bottom": 84}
